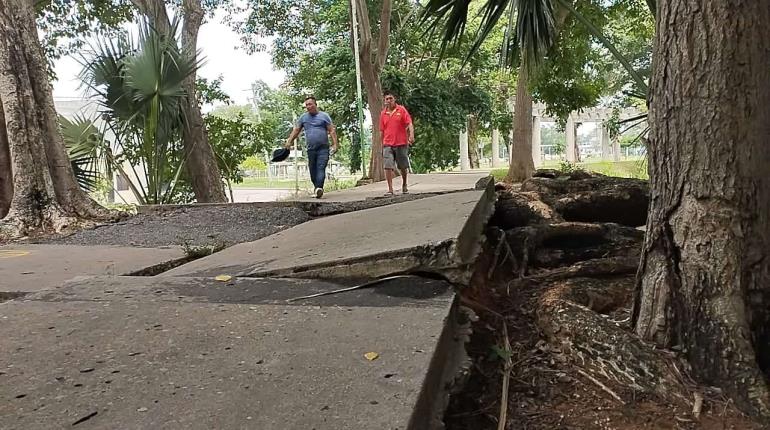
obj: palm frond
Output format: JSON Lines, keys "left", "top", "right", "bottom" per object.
{"left": 60, "top": 114, "right": 110, "bottom": 192}
{"left": 515, "top": 0, "right": 555, "bottom": 65}
{"left": 420, "top": 0, "right": 556, "bottom": 69}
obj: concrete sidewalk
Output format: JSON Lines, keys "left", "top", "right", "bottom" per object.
{"left": 0, "top": 275, "right": 466, "bottom": 430}
{"left": 0, "top": 244, "right": 185, "bottom": 293}
{"left": 292, "top": 171, "right": 490, "bottom": 202}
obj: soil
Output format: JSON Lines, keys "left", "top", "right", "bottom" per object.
{"left": 444, "top": 173, "right": 764, "bottom": 430}
{"left": 447, "top": 274, "right": 761, "bottom": 430}
{"left": 36, "top": 205, "right": 311, "bottom": 248}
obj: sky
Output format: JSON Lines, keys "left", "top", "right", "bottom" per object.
{"left": 51, "top": 11, "right": 285, "bottom": 106}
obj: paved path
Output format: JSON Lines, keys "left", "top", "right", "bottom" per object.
{"left": 0, "top": 244, "right": 185, "bottom": 293}
{"left": 293, "top": 172, "right": 490, "bottom": 203}
{"left": 232, "top": 172, "right": 490, "bottom": 203}
{"left": 0, "top": 276, "right": 461, "bottom": 430}
{"left": 231, "top": 188, "right": 293, "bottom": 202}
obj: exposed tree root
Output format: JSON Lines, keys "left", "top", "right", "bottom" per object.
{"left": 446, "top": 179, "right": 764, "bottom": 429}
{"left": 490, "top": 191, "right": 559, "bottom": 229}
{"left": 0, "top": 198, "right": 120, "bottom": 241}
{"left": 521, "top": 170, "right": 649, "bottom": 226}
{"left": 504, "top": 221, "right": 643, "bottom": 273}
{"left": 536, "top": 275, "right": 690, "bottom": 401}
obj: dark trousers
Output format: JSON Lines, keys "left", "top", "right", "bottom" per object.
{"left": 307, "top": 147, "right": 329, "bottom": 189}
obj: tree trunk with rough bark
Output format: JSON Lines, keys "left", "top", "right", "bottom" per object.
{"left": 180, "top": 0, "right": 226, "bottom": 203}
{"left": 506, "top": 65, "right": 534, "bottom": 182}
{"left": 633, "top": 0, "right": 770, "bottom": 419}
{"left": 0, "top": 0, "right": 110, "bottom": 238}
{"left": 133, "top": 0, "right": 226, "bottom": 203}
{"left": 0, "top": 102, "right": 11, "bottom": 218}
{"left": 360, "top": 61, "right": 384, "bottom": 180}
{"left": 353, "top": 0, "right": 391, "bottom": 182}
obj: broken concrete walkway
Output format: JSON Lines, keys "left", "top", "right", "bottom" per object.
{"left": 165, "top": 189, "right": 494, "bottom": 280}
{"left": 294, "top": 171, "right": 491, "bottom": 203}
{"left": 0, "top": 174, "right": 496, "bottom": 429}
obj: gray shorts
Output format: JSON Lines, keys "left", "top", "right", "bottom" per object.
{"left": 383, "top": 145, "right": 410, "bottom": 170}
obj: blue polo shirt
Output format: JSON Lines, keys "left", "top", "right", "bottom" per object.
{"left": 296, "top": 111, "right": 332, "bottom": 150}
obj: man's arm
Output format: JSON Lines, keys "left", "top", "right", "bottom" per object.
{"left": 327, "top": 123, "right": 339, "bottom": 151}
{"left": 379, "top": 113, "right": 385, "bottom": 148}
{"left": 284, "top": 126, "right": 301, "bottom": 149}
{"left": 407, "top": 123, "right": 415, "bottom": 145}
{"left": 403, "top": 107, "right": 414, "bottom": 145}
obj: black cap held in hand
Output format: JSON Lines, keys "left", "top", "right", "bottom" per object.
{"left": 271, "top": 148, "right": 290, "bottom": 162}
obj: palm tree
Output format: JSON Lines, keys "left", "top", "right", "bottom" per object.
{"left": 80, "top": 18, "right": 199, "bottom": 204}
{"left": 421, "top": 0, "right": 650, "bottom": 181}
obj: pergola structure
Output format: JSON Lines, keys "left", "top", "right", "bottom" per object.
{"left": 487, "top": 103, "right": 646, "bottom": 168}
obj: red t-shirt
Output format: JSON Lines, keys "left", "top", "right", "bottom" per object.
{"left": 379, "top": 105, "right": 412, "bottom": 147}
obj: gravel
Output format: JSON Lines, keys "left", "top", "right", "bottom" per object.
{"left": 44, "top": 205, "right": 311, "bottom": 248}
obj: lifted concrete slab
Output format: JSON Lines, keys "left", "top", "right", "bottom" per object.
{"left": 165, "top": 188, "right": 495, "bottom": 281}
{"left": 0, "top": 275, "right": 466, "bottom": 430}
{"left": 0, "top": 245, "right": 186, "bottom": 293}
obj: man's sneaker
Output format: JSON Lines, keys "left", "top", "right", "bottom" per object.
{"left": 315, "top": 187, "right": 324, "bottom": 199}
{"left": 402, "top": 185, "right": 409, "bottom": 194}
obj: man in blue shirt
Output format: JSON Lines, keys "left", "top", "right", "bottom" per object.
{"left": 284, "top": 96, "right": 339, "bottom": 198}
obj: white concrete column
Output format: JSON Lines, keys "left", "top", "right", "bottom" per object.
{"left": 612, "top": 135, "right": 621, "bottom": 162}
{"left": 565, "top": 114, "right": 577, "bottom": 163}
{"left": 601, "top": 124, "right": 611, "bottom": 160}
{"left": 459, "top": 127, "right": 470, "bottom": 171}
{"left": 491, "top": 129, "right": 502, "bottom": 167}
{"left": 532, "top": 116, "right": 541, "bottom": 167}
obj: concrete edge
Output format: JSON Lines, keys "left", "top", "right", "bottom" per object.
{"left": 456, "top": 175, "right": 496, "bottom": 265}
{"left": 407, "top": 299, "right": 474, "bottom": 430}
{"left": 243, "top": 240, "right": 461, "bottom": 281}
{"left": 136, "top": 200, "right": 314, "bottom": 214}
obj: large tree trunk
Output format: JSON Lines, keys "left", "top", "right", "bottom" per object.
{"left": 353, "top": 0, "right": 391, "bottom": 182}
{"left": 633, "top": 0, "right": 770, "bottom": 419}
{"left": 360, "top": 61, "right": 384, "bottom": 180}
{"left": 133, "top": 0, "right": 226, "bottom": 203}
{"left": 0, "top": 0, "right": 109, "bottom": 238}
{"left": 506, "top": 64, "right": 534, "bottom": 182}
{"left": 0, "top": 103, "right": 11, "bottom": 218}
{"left": 180, "top": 0, "right": 226, "bottom": 203}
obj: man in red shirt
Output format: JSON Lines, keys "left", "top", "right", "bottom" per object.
{"left": 379, "top": 90, "right": 414, "bottom": 196}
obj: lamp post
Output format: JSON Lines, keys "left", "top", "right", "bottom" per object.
{"left": 350, "top": 0, "right": 367, "bottom": 178}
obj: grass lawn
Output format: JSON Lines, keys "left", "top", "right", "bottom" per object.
{"left": 232, "top": 177, "right": 310, "bottom": 189}
{"left": 232, "top": 176, "right": 358, "bottom": 191}
{"left": 491, "top": 158, "right": 648, "bottom": 181}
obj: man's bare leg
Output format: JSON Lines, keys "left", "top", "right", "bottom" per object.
{"left": 385, "top": 169, "right": 395, "bottom": 194}
{"left": 400, "top": 168, "right": 408, "bottom": 193}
